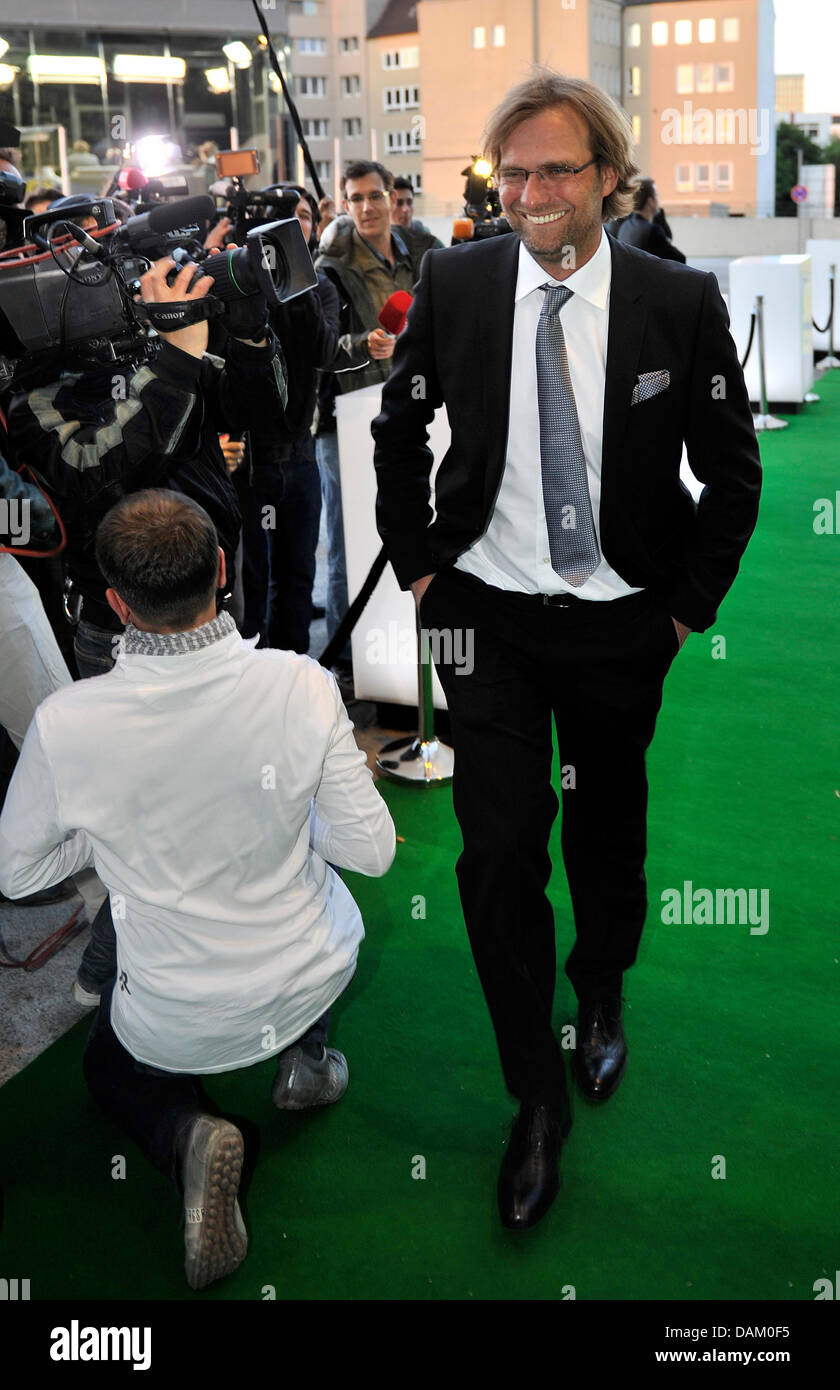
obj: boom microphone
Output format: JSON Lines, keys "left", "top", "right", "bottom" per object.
{"left": 114, "top": 195, "right": 215, "bottom": 254}
{"left": 378, "top": 290, "right": 413, "bottom": 336}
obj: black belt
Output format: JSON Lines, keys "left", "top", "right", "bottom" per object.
{"left": 443, "top": 567, "right": 653, "bottom": 611}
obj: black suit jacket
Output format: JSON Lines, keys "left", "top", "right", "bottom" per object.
{"left": 615, "top": 211, "right": 686, "bottom": 263}
{"left": 371, "top": 231, "right": 761, "bottom": 633}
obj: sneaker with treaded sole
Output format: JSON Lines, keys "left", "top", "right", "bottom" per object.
{"left": 181, "top": 1116, "right": 247, "bottom": 1291}
{"left": 271, "top": 1044, "right": 348, "bottom": 1110}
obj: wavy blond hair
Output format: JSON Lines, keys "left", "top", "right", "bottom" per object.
{"left": 482, "top": 67, "right": 640, "bottom": 223}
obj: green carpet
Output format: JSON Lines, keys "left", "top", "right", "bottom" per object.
{"left": 1, "top": 378, "right": 838, "bottom": 1301}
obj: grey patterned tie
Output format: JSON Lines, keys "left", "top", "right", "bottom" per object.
{"left": 536, "top": 283, "right": 600, "bottom": 586}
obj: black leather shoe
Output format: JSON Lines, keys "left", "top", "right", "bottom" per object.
{"left": 497, "top": 1101, "right": 572, "bottom": 1231}
{"left": 572, "top": 996, "right": 627, "bottom": 1101}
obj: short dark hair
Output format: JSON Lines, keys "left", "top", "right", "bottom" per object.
{"left": 633, "top": 177, "right": 656, "bottom": 212}
{"left": 24, "top": 186, "right": 62, "bottom": 210}
{"left": 392, "top": 177, "right": 413, "bottom": 194}
{"left": 95, "top": 490, "right": 220, "bottom": 630}
{"left": 341, "top": 160, "right": 393, "bottom": 194}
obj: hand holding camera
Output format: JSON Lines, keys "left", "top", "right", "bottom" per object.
{"left": 137, "top": 258, "right": 215, "bottom": 359}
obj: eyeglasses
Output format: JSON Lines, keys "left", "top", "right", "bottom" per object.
{"left": 495, "top": 158, "right": 598, "bottom": 191}
{"left": 346, "top": 190, "right": 387, "bottom": 205}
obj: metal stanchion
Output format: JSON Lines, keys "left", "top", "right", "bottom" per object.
{"left": 375, "top": 605, "right": 454, "bottom": 784}
{"left": 752, "top": 295, "right": 788, "bottom": 432}
{"left": 816, "top": 264, "right": 840, "bottom": 371}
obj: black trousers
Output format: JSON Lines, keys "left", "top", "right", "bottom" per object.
{"left": 421, "top": 567, "right": 680, "bottom": 1111}
{"left": 83, "top": 978, "right": 330, "bottom": 1191}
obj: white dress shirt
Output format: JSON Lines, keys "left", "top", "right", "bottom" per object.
{"left": 0, "top": 615, "right": 396, "bottom": 1073}
{"left": 455, "top": 230, "right": 642, "bottom": 600}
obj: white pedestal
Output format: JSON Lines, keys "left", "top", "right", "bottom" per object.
{"left": 805, "top": 238, "right": 840, "bottom": 354}
{"left": 335, "top": 385, "right": 451, "bottom": 708}
{"left": 729, "top": 255, "right": 814, "bottom": 408}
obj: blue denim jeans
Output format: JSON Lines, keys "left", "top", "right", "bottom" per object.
{"left": 314, "top": 432, "right": 351, "bottom": 665}
{"left": 241, "top": 437, "right": 322, "bottom": 654}
{"left": 74, "top": 618, "right": 120, "bottom": 680}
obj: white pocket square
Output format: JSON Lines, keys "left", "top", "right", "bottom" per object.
{"left": 631, "top": 370, "right": 670, "bottom": 406}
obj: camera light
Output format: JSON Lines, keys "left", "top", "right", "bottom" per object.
{"left": 222, "top": 42, "right": 253, "bottom": 69}
{"left": 205, "top": 67, "right": 232, "bottom": 95}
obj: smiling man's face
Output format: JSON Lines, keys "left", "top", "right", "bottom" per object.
{"left": 497, "top": 103, "right": 617, "bottom": 276}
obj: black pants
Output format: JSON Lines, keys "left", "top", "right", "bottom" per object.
{"left": 83, "top": 978, "right": 330, "bottom": 1191}
{"left": 421, "top": 567, "right": 679, "bottom": 1111}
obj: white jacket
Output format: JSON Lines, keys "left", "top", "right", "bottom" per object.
{"left": 0, "top": 614, "right": 396, "bottom": 1072}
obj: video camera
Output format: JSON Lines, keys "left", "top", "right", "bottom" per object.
{"left": 0, "top": 189, "right": 317, "bottom": 383}
{"left": 209, "top": 149, "right": 308, "bottom": 244}
{"left": 451, "top": 158, "right": 510, "bottom": 245}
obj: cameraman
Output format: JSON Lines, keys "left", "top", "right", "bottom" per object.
{"left": 6, "top": 252, "right": 288, "bottom": 680}
{"left": 238, "top": 185, "right": 340, "bottom": 653}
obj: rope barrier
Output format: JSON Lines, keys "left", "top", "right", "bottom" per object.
{"left": 812, "top": 269, "right": 835, "bottom": 335}
{"left": 740, "top": 312, "right": 756, "bottom": 370}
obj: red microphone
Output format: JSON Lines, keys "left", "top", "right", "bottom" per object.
{"left": 117, "top": 167, "right": 148, "bottom": 194}
{"left": 378, "top": 290, "right": 413, "bottom": 336}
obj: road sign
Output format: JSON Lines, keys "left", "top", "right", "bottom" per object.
{"left": 791, "top": 184, "right": 809, "bottom": 204}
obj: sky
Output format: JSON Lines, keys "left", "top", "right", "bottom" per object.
{"left": 773, "top": 0, "right": 840, "bottom": 113}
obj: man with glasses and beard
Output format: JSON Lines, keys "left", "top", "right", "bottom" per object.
{"left": 373, "top": 70, "right": 761, "bottom": 1232}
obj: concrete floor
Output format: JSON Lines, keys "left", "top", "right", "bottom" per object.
{"left": 0, "top": 515, "right": 405, "bottom": 1087}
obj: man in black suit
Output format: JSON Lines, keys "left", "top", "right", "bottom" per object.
{"left": 372, "top": 71, "right": 761, "bottom": 1232}
{"left": 615, "top": 177, "right": 687, "bottom": 262}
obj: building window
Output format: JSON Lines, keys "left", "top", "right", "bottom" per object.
{"left": 717, "top": 111, "right": 735, "bottom": 143}
{"left": 401, "top": 47, "right": 420, "bottom": 67}
{"left": 652, "top": 21, "right": 669, "bottom": 46}
{"left": 298, "top": 76, "right": 326, "bottom": 97}
{"left": 492, "top": 25, "right": 505, "bottom": 47}
{"left": 717, "top": 62, "right": 734, "bottom": 92}
{"left": 675, "top": 20, "right": 693, "bottom": 45}
{"left": 627, "top": 23, "right": 641, "bottom": 48}
{"left": 384, "top": 86, "right": 419, "bottom": 112}
{"left": 715, "top": 162, "right": 733, "bottom": 190}
{"left": 698, "top": 19, "right": 716, "bottom": 44}
{"left": 472, "top": 27, "right": 486, "bottom": 48}
{"left": 382, "top": 51, "right": 400, "bottom": 68}
{"left": 341, "top": 74, "right": 361, "bottom": 97}
{"left": 315, "top": 160, "right": 331, "bottom": 181}
{"left": 409, "top": 172, "right": 422, "bottom": 193}
{"left": 302, "top": 1, "right": 318, "bottom": 13}
{"left": 695, "top": 162, "right": 712, "bottom": 189}
{"left": 338, "top": 37, "right": 359, "bottom": 53}
{"left": 676, "top": 65, "right": 694, "bottom": 95}
{"left": 696, "top": 63, "right": 714, "bottom": 94}
{"left": 676, "top": 164, "right": 693, "bottom": 191}
{"left": 297, "top": 38, "right": 326, "bottom": 55}
{"left": 343, "top": 117, "right": 362, "bottom": 137}
{"left": 302, "top": 118, "right": 329, "bottom": 138}
{"left": 723, "top": 17, "right": 740, "bottom": 42}
{"left": 628, "top": 66, "right": 641, "bottom": 97}
{"left": 385, "top": 130, "right": 409, "bottom": 154}
{"left": 631, "top": 114, "right": 641, "bottom": 143}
